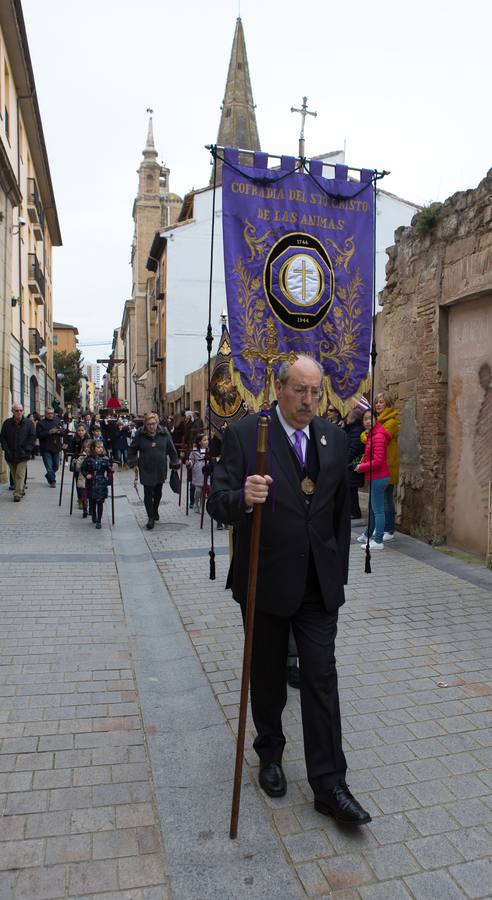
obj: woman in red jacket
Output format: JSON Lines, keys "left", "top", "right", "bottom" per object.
{"left": 356, "top": 410, "right": 391, "bottom": 549}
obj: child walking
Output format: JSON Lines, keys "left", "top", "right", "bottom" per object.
{"left": 187, "top": 433, "right": 208, "bottom": 515}
{"left": 81, "top": 440, "right": 114, "bottom": 529}
{"left": 74, "top": 438, "right": 90, "bottom": 518}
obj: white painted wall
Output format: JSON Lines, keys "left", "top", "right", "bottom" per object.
{"left": 165, "top": 188, "right": 226, "bottom": 392}
{"left": 164, "top": 161, "right": 418, "bottom": 391}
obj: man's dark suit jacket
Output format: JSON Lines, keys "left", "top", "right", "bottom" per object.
{"left": 207, "top": 405, "right": 351, "bottom": 617}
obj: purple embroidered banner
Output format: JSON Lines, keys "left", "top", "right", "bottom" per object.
{"left": 221, "top": 149, "right": 374, "bottom": 414}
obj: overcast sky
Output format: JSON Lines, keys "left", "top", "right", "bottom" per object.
{"left": 22, "top": 0, "right": 492, "bottom": 365}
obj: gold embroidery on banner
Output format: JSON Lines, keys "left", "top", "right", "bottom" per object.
{"left": 319, "top": 268, "right": 365, "bottom": 393}
{"left": 325, "top": 235, "right": 355, "bottom": 273}
{"left": 244, "top": 219, "right": 273, "bottom": 262}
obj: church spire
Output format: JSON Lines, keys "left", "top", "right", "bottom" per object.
{"left": 143, "top": 110, "right": 158, "bottom": 160}
{"left": 211, "top": 17, "right": 260, "bottom": 184}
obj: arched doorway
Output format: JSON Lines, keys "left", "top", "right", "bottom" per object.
{"left": 29, "top": 375, "right": 39, "bottom": 414}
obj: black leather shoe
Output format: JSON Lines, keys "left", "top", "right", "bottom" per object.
{"left": 154, "top": 511, "right": 160, "bottom": 521}
{"left": 287, "top": 665, "right": 301, "bottom": 689}
{"left": 146, "top": 518, "right": 155, "bottom": 530}
{"left": 314, "top": 782, "right": 371, "bottom": 825}
{"left": 259, "top": 763, "right": 287, "bottom": 798}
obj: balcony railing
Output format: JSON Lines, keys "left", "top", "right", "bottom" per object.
{"left": 28, "top": 253, "right": 45, "bottom": 303}
{"left": 27, "top": 178, "right": 45, "bottom": 239}
{"left": 29, "top": 328, "right": 45, "bottom": 362}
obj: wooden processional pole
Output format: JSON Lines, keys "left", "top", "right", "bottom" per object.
{"left": 229, "top": 414, "right": 269, "bottom": 840}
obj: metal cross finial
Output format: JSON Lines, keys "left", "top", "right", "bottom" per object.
{"left": 146, "top": 107, "right": 154, "bottom": 116}
{"left": 290, "top": 96, "right": 317, "bottom": 158}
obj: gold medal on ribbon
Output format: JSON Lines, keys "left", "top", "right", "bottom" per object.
{"left": 301, "top": 476, "right": 315, "bottom": 495}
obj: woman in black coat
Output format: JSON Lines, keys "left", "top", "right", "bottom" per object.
{"left": 128, "top": 412, "right": 179, "bottom": 530}
{"left": 345, "top": 408, "right": 365, "bottom": 519}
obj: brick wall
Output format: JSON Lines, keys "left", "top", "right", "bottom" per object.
{"left": 378, "top": 169, "right": 492, "bottom": 547}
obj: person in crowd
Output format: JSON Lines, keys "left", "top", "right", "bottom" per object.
{"left": 27, "top": 412, "right": 40, "bottom": 457}
{"left": 172, "top": 412, "right": 187, "bottom": 448}
{"left": 128, "top": 411, "right": 179, "bottom": 530}
{"left": 100, "top": 415, "right": 117, "bottom": 453}
{"left": 183, "top": 411, "right": 195, "bottom": 450}
{"left": 111, "top": 419, "right": 131, "bottom": 466}
{"left": 190, "top": 410, "right": 205, "bottom": 448}
{"left": 70, "top": 423, "right": 89, "bottom": 456}
{"left": 208, "top": 429, "right": 226, "bottom": 530}
{"left": 81, "top": 439, "right": 114, "bottom": 529}
{"left": 36, "top": 407, "right": 64, "bottom": 488}
{"left": 187, "top": 433, "right": 208, "bottom": 515}
{"left": 345, "top": 408, "right": 365, "bottom": 520}
{"left": 67, "top": 424, "right": 90, "bottom": 508}
{"left": 1, "top": 404, "right": 36, "bottom": 501}
{"left": 356, "top": 409, "right": 391, "bottom": 550}
{"left": 90, "top": 422, "right": 107, "bottom": 449}
{"left": 74, "top": 438, "right": 90, "bottom": 518}
{"left": 207, "top": 355, "right": 370, "bottom": 826}
{"left": 374, "top": 391, "right": 399, "bottom": 540}
{"left": 64, "top": 412, "right": 77, "bottom": 435}
{"left": 324, "top": 402, "right": 342, "bottom": 425}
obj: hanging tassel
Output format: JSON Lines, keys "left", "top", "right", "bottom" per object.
{"left": 364, "top": 545, "right": 372, "bottom": 574}
{"left": 209, "top": 548, "right": 216, "bottom": 580}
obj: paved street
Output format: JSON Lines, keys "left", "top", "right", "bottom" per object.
{"left": 1, "top": 458, "right": 492, "bottom": 899}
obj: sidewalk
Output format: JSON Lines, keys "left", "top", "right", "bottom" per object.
{"left": 1, "top": 459, "right": 492, "bottom": 899}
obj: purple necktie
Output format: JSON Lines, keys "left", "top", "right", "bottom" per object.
{"left": 292, "top": 429, "right": 305, "bottom": 468}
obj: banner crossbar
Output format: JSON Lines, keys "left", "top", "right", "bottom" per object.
{"left": 205, "top": 144, "right": 390, "bottom": 180}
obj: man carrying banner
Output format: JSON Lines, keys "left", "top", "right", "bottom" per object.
{"left": 207, "top": 354, "right": 371, "bottom": 825}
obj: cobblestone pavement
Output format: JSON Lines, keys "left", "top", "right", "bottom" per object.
{"left": 1, "top": 458, "right": 492, "bottom": 899}
{"left": 0, "top": 460, "right": 169, "bottom": 900}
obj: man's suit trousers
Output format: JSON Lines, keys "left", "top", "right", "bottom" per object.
{"left": 242, "top": 591, "right": 347, "bottom": 793}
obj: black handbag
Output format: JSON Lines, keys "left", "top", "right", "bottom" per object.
{"left": 169, "top": 469, "right": 180, "bottom": 494}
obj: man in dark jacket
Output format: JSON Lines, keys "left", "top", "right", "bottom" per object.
{"left": 36, "top": 407, "right": 64, "bottom": 487}
{"left": 207, "top": 355, "right": 370, "bottom": 826}
{"left": 128, "top": 412, "right": 179, "bottom": 530}
{"left": 1, "top": 404, "right": 36, "bottom": 501}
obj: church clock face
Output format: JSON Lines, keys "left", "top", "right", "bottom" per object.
{"left": 263, "top": 233, "right": 334, "bottom": 330}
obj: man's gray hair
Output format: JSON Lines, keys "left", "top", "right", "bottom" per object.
{"left": 276, "top": 355, "right": 324, "bottom": 385}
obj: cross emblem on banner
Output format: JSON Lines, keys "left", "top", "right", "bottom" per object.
{"left": 244, "top": 318, "right": 297, "bottom": 407}
{"left": 293, "top": 258, "right": 309, "bottom": 301}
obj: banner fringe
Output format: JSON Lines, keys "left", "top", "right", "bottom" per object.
{"left": 229, "top": 361, "right": 372, "bottom": 418}
{"left": 320, "top": 372, "right": 372, "bottom": 419}
{"left": 229, "top": 360, "right": 264, "bottom": 412}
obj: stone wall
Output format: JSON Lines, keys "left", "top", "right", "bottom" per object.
{"left": 378, "top": 169, "right": 492, "bottom": 553}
